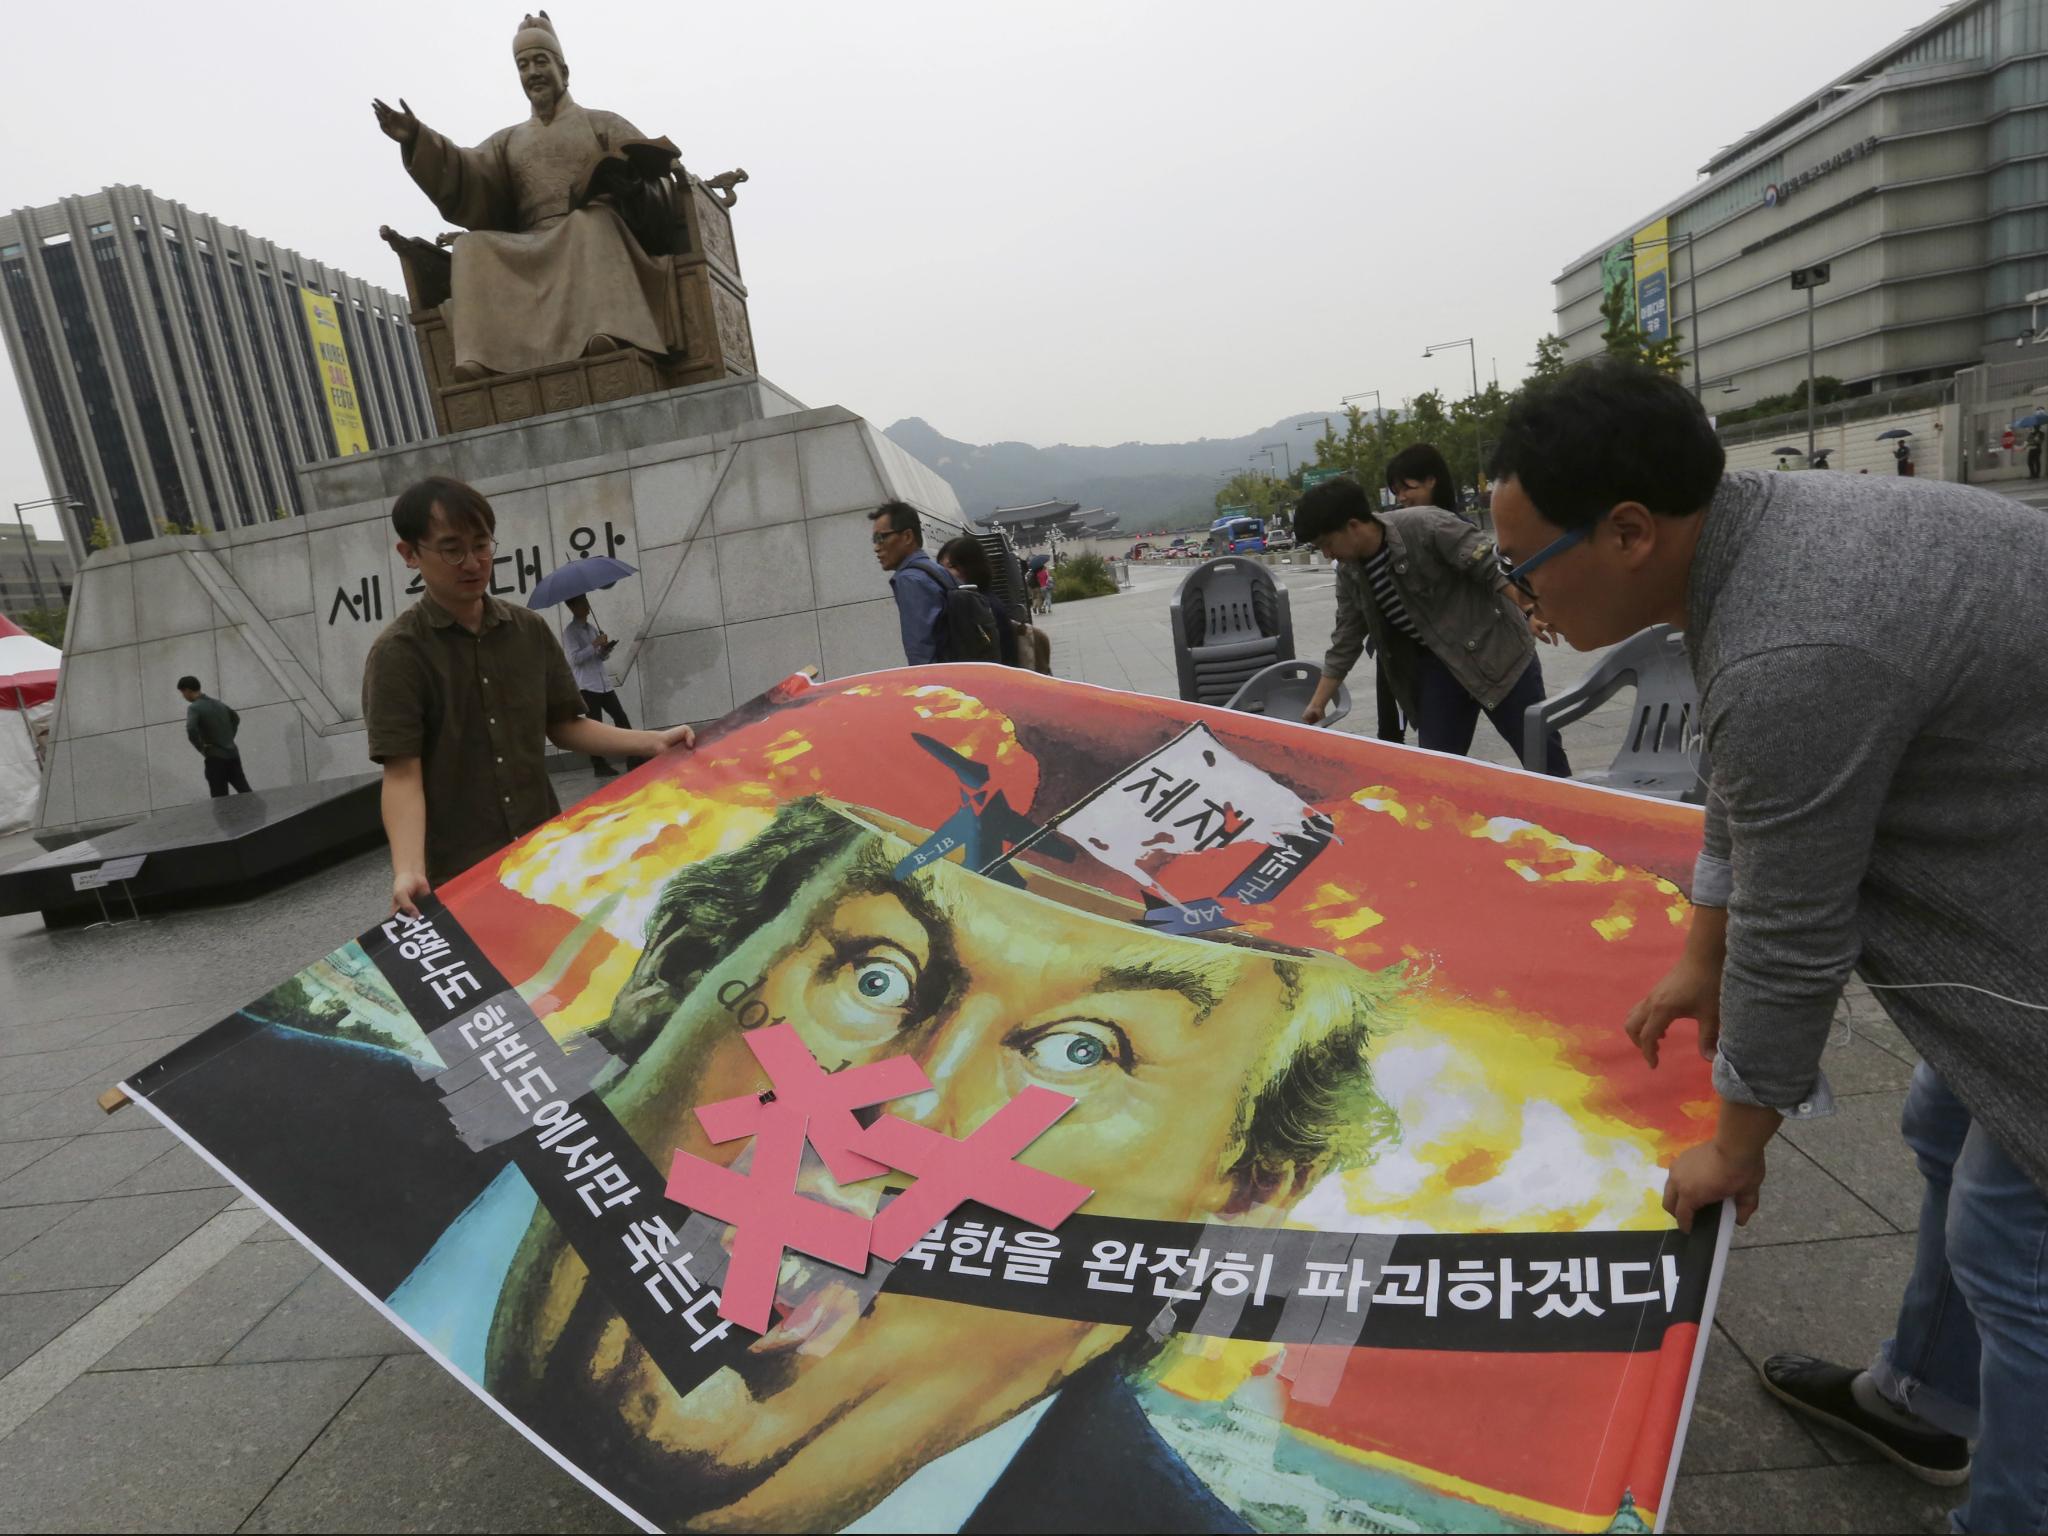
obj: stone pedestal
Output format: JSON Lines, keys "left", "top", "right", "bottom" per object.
{"left": 34, "top": 374, "right": 966, "bottom": 839}
{"left": 439, "top": 348, "right": 668, "bottom": 434}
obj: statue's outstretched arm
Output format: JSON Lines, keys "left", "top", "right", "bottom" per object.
{"left": 371, "top": 97, "right": 420, "bottom": 147}
{"left": 396, "top": 117, "right": 518, "bottom": 235}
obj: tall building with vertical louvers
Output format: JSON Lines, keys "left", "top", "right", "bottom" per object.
{"left": 0, "top": 185, "right": 434, "bottom": 561}
{"left": 1553, "top": 0, "right": 2048, "bottom": 404}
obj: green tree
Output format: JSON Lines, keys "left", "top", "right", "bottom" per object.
{"left": 1050, "top": 552, "right": 1119, "bottom": 602}
{"left": 15, "top": 607, "right": 66, "bottom": 646}
{"left": 1600, "top": 286, "right": 1686, "bottom": 378}
{"left": 86, "top": 516, "right": 112, "bottom": 552}
{"left": 1715, "top": 375, "right": 1845, "bottom": 427}
{"left": 1528, "top": 333, "right": 1571, "bottom": 384}
{"left": 1295, "top": 331, "right": 1631, "bottom": 516}
{"left": 1213, "top": 470, "right": 1296, "bottom": 526}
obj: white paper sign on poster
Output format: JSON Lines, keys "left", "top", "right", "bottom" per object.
{"left": 1061, "top": 723, "right": 1318, "bottom": 901}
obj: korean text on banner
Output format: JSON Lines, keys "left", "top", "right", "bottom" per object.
{"left": 1635, "top": 217, "right": 1672, "bottom": 345}
{"left": 299, "top": 290, "right": 371, "bottom": 456}
{"left": 1060, "top": 722, "right": 1318, "bottom": 901}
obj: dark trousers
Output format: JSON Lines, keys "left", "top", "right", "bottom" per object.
{"left": 580, "top": 688, "right": 637, "bottom": 772}
{"left": 1412, "top": 652, "right": 1571, "bottom": 777}
{"left": 2029, "top": 447, "right": 2041, "bottom": 479}
{"left": 1373, "top": 660, "right": 1405, "bottom": 743}
{"left": 204, "top": 752, "right": 252, "bottom": 797}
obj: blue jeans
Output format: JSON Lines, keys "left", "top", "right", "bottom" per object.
{"left": 1412, "top": 652, "right": 1570, "bottom": 777}
{"left": 1870, "top": 1062, "right": 2048, "bottom": 1532}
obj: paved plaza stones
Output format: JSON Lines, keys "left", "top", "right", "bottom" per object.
{"left": 0, "top": 571, "right": 1962, "bottom": 1531}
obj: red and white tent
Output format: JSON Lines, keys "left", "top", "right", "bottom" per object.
{"left": 0, "top": 613, "right": 60, "bottom": 710}
{"left": 0, "top": 613, "right": 61, "bottom": 832}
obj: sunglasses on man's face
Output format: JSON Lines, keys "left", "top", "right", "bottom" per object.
{"left": 871, "top": 526, "right": 908, "bottom": 546}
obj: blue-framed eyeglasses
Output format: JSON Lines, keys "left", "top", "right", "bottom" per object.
{"left": 1497, "top": 519, "right": 1599, "bottom": 599}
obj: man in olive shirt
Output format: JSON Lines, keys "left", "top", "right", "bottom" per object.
{"left": 178, "top": 675, "right": 253, "bottom": 796}
{"left": 363, "top": 477, "right": 695, "bottom": 916}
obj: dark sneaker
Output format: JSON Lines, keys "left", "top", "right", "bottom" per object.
{"left": 1760, "top": 1354, "right": 1972, "bottom": 1486}
{"left": 591, "top": 761, "right": 619, "bottom": 779}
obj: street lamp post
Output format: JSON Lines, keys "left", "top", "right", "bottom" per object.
{"left": 1790, "top": 263, "right": 1833, "bottom": 464}
{"left": 1261, "top": 441, "right": 1292, "bottom": 478}
{"left": 1422, "top": 338, "right": 1482, "bottom": 509}
{"left": 10, "top": 497, "right": 81, "bottom": 610}
{"left": 1683, "top": 235, "right": 1702, "bottom": 400}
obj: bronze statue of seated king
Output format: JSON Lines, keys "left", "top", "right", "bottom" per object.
{"left": 374, "top": 11, "right": 755, "bottom": 434}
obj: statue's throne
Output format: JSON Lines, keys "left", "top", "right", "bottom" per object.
{"left": 381, "top": 163, "right": 756, "bottom": 436}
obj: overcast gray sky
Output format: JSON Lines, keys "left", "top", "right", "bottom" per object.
{"left": 2, "top": 0, "right": 1942, "bottom": 536}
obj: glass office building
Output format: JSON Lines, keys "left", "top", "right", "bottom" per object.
{"left": 0, "top": 185, "right": 433, "bottom": 560}
{"left": 1554, "top": 0, "right": 2048, "bottom": 404}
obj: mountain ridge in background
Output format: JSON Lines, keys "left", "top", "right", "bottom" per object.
{"left": 883, "top": 412, "right": 1340, "bottom": 532}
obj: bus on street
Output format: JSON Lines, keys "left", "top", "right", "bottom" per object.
{"left": 1208, "top": 513, "right": 1267, "bottom": 554}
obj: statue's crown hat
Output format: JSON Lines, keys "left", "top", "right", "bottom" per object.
{"left": 512, "top": 11, "right": 564, "bottom": 62}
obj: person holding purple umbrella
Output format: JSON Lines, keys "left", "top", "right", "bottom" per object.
{"left": 563, "top": 594, "right": 641, "bottom": 778}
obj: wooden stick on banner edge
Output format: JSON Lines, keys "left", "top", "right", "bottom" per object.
{"left": 1654, "top": 1201, "right": 1737, "bottom": 1530}
{"left": 97, "top": 1084, "right": 131, "bottom": 1115}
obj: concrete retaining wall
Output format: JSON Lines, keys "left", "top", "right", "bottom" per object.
{"left": 1720, "top": 404, "right": 1958, "bottom": 479}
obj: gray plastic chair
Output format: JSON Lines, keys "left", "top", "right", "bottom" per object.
{"left": 971, "top": 530, "right": 1031, "bottom": 620}
{"left": 1521, "top": 624, "right": 1708, "bottom": 802}
{"left": 1170, "top": 558, "right": 1297, "bottom": 705}
{"left": 1226, "top": 660, "right": 1350, "bottom": 726}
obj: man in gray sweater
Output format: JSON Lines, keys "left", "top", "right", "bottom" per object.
{"left": 1488, "top": 359, "right": 2046, "bottom": 1532}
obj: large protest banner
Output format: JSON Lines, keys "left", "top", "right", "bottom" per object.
{"left": 125, "top": 666, "right": 1726, "bottom": 1534}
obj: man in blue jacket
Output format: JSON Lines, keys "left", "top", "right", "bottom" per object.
{"left": 871, "top": 500, "right": 955, "bottom": 664}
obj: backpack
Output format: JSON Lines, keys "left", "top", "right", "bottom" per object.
{"left": 906, "top": 561, "right": 998, "bottom": 663}
{"left": 942, "top": 586, "right": 1000, "bottom": 663}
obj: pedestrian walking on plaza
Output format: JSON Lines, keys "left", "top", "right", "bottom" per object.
{"left": 1488, "top": 357, "right": 2048, "bottom": 1533}
{"left": 363, "top": 477, "right": 695, "bottom": 917}
{"left": 936, "top": 536, "right": 1022, "bottom": 668}
{"left": 869, "top": 501, "right": 996, "bottom": 664}
{"left": 177, "top": 676, "right": 252, "bottom": 797}
{"left": 1292, "top": 472, "right": 1569, "bottom": 775}
{"left": 562, "top": 594, "right": 642, "bottom": 778}
{"left": 2028, "top": 425, "right": 2043, "bottom": 480}
{"left": 1895, "top": 439, "right": 1914, "bottom": 476}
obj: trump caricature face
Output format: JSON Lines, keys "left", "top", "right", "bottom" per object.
{"left": 486, "top": 802, "right": 1396, "bottom": 1530}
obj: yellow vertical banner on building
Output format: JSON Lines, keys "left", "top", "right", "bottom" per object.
{"left": 1633, "top": 217, "right": 1672, "bottom": 345}
{"left": 298, "top": 290, "right": 371, "bottom": 456}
